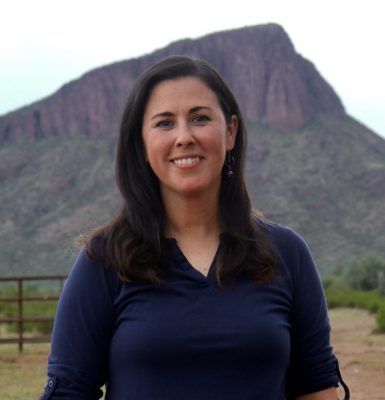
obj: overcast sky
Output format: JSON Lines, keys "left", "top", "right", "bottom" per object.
{"left": 1, "top": 0, "right": 384, "bottom": 138}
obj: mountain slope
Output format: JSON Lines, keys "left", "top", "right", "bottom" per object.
{"left": 1, "top": 115, "right": 383, "bottom": 276}
{"left": 0, "top": 23, "right": 384, "bottom": 277}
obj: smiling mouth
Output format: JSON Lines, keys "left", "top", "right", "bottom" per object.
{"left": 171, "top": 156, "right": 201, "bottom": 166}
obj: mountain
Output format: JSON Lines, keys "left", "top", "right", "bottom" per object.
{"left": 0, "top": 23, "right": 384, "bottom": 277}
{"left": 0, "top": 24, "right": 344, "bottom": 141}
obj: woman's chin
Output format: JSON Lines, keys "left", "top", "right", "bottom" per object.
{"left": 161, "top": 180, "right": 220, "bottom": 199}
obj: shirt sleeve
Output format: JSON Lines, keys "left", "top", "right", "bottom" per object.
{"left": 281, "top": 227, "right": 340, "bottom": 398}
{"left": 39, "top": 247, "right": 117, "bottom": 400}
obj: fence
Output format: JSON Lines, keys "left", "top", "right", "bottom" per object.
{"left": 0, "top": 275, "right": 67, "bottom": 352}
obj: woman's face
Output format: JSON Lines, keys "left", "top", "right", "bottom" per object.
{"left": 141, "top": 76, "right": 237, "bottom": 200}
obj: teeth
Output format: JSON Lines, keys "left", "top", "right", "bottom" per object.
{"left": 173, "top": 157, "right": 200, "bottom": 166}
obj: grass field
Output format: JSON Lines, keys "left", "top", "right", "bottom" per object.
{"left": 0, "top": 342, "right": 50, "bottom": 400}
{"left": 0, "top": 308, "right": 384, "bottom": 399}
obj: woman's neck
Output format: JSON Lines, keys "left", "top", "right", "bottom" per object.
{"left": 162, "top": 190, "right": 222, "bottom": 241}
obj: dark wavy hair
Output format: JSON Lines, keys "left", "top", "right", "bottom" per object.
{"left": 82, "top": 55, "right": 277, "bottom": 288}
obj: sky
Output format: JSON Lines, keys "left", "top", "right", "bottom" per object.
{"left": 1, "top": 0, "right": 384, "bottom": 138}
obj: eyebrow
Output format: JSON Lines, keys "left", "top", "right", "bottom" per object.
{"left": 150, "top": 106, "right": 212, "bottom": 120}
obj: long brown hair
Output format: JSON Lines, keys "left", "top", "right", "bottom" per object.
{"left": 82, "top": 55, "right": 277, "bottom": 288}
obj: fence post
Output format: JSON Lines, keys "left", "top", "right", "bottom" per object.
{"left": 17, "top": 279, "right": 23, "bottom": 353}
{"left": 0, "top": 275, "right": 67, "bottom": 351}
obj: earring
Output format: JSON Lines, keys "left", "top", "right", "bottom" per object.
{"left": 226, "top": 152, "right": 235, "bottom": 178}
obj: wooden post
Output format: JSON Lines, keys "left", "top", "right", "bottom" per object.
{"left": 17, "top": 279, "right": 23, "bottom": 353}
{"left": 0, "top": 275, "right": 67, "bottom": 351}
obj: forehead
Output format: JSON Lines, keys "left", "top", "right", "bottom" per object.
{"left": 144, "top": 77, "right": 221, "bottom": 113}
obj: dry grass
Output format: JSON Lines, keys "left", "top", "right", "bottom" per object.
{"left": 0, "top": 343, "right": 49, "bottom": 400}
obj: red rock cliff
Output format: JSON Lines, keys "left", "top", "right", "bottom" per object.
{"left": 0, "top": 24, "right": 345, "bottom": 141}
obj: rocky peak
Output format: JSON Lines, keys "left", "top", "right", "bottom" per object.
{"left": 0, "top": 23, "right": 345, "bottom": 141}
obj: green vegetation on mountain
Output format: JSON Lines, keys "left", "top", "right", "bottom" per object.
{"left": 0, "top": 115, "right": 384, "bottom": 277}
{"left": 0, "top": 136, "right": 118, "bottom": 276}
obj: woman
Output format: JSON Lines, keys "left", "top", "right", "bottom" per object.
{"left": 40, "top": 56, "right": 349, "bottom": 399}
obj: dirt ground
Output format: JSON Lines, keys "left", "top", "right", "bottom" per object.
{"left": 330, "top": 308, "right": 385, "bottom": 400}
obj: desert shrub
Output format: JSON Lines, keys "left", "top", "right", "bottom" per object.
{"left": 326, "top": 287, "right": 380, "bottom": 311}
{"left": 345, "top": 255, "right": 385, "bottom": 291}
{"left": 325, "top": 283, "right": 385, "bottom": 333}
{"left": 321, "top": 277, "right": 334, "bottom": 290}
{"left": 378, "top": 271, "right": 385, "bottom": 296}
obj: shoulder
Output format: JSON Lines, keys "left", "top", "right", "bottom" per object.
{"left": 255, "top": 218, "right": 309, "bottom": 255}
{"left": 255, "top": 218, "right": 319, "bottom": 282}
{"left": 65, "top": 246, "right": 120, "bottom": 304}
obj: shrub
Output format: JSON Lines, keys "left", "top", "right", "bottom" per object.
{"left": 321, "top": 277, "right": 334, "bottom": 290}
{"left": 378, "top": 271, "right": 385, "bottom": 296}
{"left": 345, "top": 255, "right": 385, "bottom": 291}
{"left": 325, "top": 283, "right": 385, "bottom": 333}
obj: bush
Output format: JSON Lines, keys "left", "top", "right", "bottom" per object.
{"left": 378, "top": 271, "right": 385, "bottom": 296}
{"left": 325, "top": 283, "right": 385, "bottom": 333}
{"left": 345, "top": 255, "right": 385, "bottom": 291}
{"left": 321, "top": 277, "right": 334, "bottom": 290}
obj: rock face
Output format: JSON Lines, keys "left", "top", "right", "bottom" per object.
{"left": 0, "top": 24, "right": 345, "bottom": 141}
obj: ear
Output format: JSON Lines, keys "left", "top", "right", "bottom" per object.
{"left": 226, "top": 115, "right": 238, "bottom": 151}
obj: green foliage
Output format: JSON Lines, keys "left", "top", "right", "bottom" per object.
{"left": 0, "top": 136, "right": 118, "bottom": 277}
{"left": 344, "top": 255, "right": 385, "bottom": 291}
{"left": 0, "top": 285, "right": 59, "bottom": 335}
{"left": 326, "top": 287, "right": 380, "bottom": 312}
{"left": 321, "top": 277, "right": 334, "bottom": 290}
{"left": 331, "top": 264, "right": 345, "bottom": 277}
{"left": 378, "top": 271, "right": 385, "bottom": 296}
{"left": 325, "top": 280, "right": 385, "bottom": 332}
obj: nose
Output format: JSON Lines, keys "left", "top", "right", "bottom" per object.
{"left": 175, "top": 121, "right": 195, "bottom": 147}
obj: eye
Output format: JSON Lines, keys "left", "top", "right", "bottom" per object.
{"left": 155, "top": 120, "right": 173, "bottom": 128}
{"left": 192, "top": 115, "right": 211, "bottom": 124}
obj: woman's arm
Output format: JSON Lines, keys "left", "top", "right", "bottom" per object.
{"left": 280, "top": 227, "right": 346, "bottom": 398}
{"left": 297, "top": 387, "right": 339, "bottom": 399}
{"left": 39, "top": 247, "right": 117, "bottom": 399}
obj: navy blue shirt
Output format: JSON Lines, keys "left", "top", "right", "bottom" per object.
{"left": 40, "top": 222, "right": 340, "bottom": 399}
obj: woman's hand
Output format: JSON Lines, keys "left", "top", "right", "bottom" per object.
{"left": 297, "top": 387, "right": 339, "bottom": 399}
